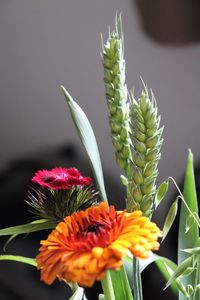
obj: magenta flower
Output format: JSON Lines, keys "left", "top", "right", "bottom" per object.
{"left": 32, "top": 167, "right": 92, "bottom": 190}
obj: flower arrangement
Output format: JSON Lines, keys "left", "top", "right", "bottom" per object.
{"left": 0, "top": 16, "right": 199, "bottom": 300}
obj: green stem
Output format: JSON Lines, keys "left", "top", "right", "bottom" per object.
{"left": 101, "top": 271, "right": 116, "bottom": 300}
{"left": 133, "top": 257, "right": 143, "bottom": 300}
{"left": 71, "top": 283, "right": 78, "bottom": 293}
{"left": 169, "top": 177, "right": 200, "bottom": 227}
{"left": 193, "top": 255, "right": 200, "bottom": 300}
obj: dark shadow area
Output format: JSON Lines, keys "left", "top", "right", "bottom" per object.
{"left": 0, "top": 144, "right": 124, "bottom": 300}
{"left": 1, "top": 144, "right": 199, "bottom": 299}
{"left": 135, "top": 0, "right": 200, "bottom": 45}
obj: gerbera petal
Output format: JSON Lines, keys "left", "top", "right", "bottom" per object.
{"left": 36, "top": 202, "right": 162, "bottom": 287}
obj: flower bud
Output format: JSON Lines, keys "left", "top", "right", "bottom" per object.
{"left": 120, "top": 127, "right": 129, "bottom": 141}
{"left": 135, "top": 131, "right": 146, "bottom": 143}
{"left": 111, "top": 121, "right": 121, "bottom": 134}
{"left": 132, "top": 167, "right": 144, "bottom": 185}
{"left": 141, "top": 181, "right": 155, "bottom": 195}
{"left": 134, "top": 120, "right": 146, "bottom": 133}
{"left": 104, "top": 69, "right": 113, "bottom": 83}
{"left": 133, "top": 152, "right": 145, "bottom": 168}
{"left": 122, "top": 144, "right": 131, "bottom": 159}
{"left": 113, "top": 75, "right": 120, "bottom": 87}
{"left": 105, "top": 83, "right": 115, "bottom": 97}
{"left": 132, "top": 187, "right": 143, "bottom": 202}
{"left": 115, "top": 107, "right": 124, "bottom": 122}
{"left": 140, "top": 197, "right": 153, "bottom": 212}
{"left": 134, "top": 140, "right": 146, "bottom": 153}
{"left": 186, "top": 285, "right": 193, "bottom": 296}
{"left": 117, "top": 156, "right": 127, "bottom": 170}
{"left": 195, "top": 284, "right": 200, "bottom": 293}
{"left": 146, "top": 148, "right": 159, "bottom": 161}
{"left": 108, "top": 101, "right": 117, "bottom": 115}
{"left": 146, "top": 135, "right": 158, "bottom": 148}
{"left": 143, "top": 161, "right": 157, "bottom": 177}
{"left": 113, "top": 138, "right": 123, "bottom": 151}
{"left": 146, "top": 123, "right": 159, "bottom": 137}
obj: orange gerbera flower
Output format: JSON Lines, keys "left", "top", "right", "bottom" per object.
{"left": 36, "top": 202, "right": 162, "bottom": 287}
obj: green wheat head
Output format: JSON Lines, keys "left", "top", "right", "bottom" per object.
{"left": 102, "top": 18, "right": 163, "bottom": 215}
{"left": 127, "top": 86, "right": 163, "bottom": 215}
{"left": 102, "top": 17, "right": 132, "bottom": 177}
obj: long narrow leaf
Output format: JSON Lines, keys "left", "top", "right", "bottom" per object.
{"left": 0, "top": 255, "right": 36, "bottom": 267}
{"left": 61, "top": 86, "right": 107, "bottom": 202}
{"left": 178, "top": 150, "right": 199, "bottom": 299}
{"left": 138, "top": 253, "right": 176, "bottom": 273}
{"left": 0, "top": 219, "right": 56, "bottom": 236}
{"left": 165, "top": 256, "right": 194, "bottom": 289}
{"left": 3, "top": 234, "right": 18, "bottom": 251}
{"left": 162, "top": 263, "right": 188, "bottom": 297}
{"left": 162, "top": 198, "right": 178, "bottom": 241}
{"left": 124, "top": 254, "right": 178, "bottom": 295}
{"left": 0, "top": 255, "right": 88, "bottom": 299}
{"left": 155, "top": 180, "right": 169, "bottom": 209}
{"left": 110, "top": 267, "right": 133, "bottom": 300}
{"left": 69, "top": 286, "right": 87, "bottom": 300}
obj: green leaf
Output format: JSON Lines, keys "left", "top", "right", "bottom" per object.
{"left": 182, "top": 246, "right": 200, "bottom": 255}
{"left": 162, "top": 198, "right": 178, "bottom": 241}
{"left": 138, "top": 253, "right": 176, "bottom": 274}
{"left": 3, "top": 234, "right": 18, "bottom": 251}
{"left": 155, "top": 180, "right": 169, "bottom": 208}
{"left": 0, "top": 255, "right": 37, "bottom": 267}
{"left": 163, "top": 263, "right": 188, "bottom": 297}
{"left": 109, "top": 267, "right": 133, "bottom": 300}
{"left": 142, "top": 255, "right": 179, "bottom": 295}
{"left": 137, "top": 253, "right": 187, "bottom": 297}
{"left": 178, "top": 150, "right": 199, "bottom": 299}
{"left": 185, "top": 214, "right": 195, "bottom": 233}
{"left": 120, "top": 175, "right": 128, "bottom": 187}
{"left": 139, "top": 254, "right": 168, "bottom": 272}
{"left": 69, "top": 286, "right": 88, "bottom": 300}
{"left": 61, "top": 86, "right": 107, "bottom": 202}
{"left": 101, "top": 271, "right": 116, "bottom": 300}
{"left": 181, "top": 267, "right": 195, "bottom": 277}
{"left": 0, "top": 219, "right": 56, "bottom": 236}
{"left": 165, "top": 256, "right": 194, "bottom": 290}
{"left": 124, "top": 254, "right": 179, "bottom": 295}
{"left": 132, "top": 257, "right": 142, "bottom": 300}
{"left": 123, "top": 257, "right": 133, "bottom": 287}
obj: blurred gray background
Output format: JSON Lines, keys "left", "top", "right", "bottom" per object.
{"left": 0, "top": 0, "right": 200, "bottom": 184}
{"left": 0, "top": 1, "right": 200, "bottom": 299}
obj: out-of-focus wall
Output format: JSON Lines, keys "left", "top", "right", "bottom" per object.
{"left": 0, "top": 0, "right": 200, "bottom": 188}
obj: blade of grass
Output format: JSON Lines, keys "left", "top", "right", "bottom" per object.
{"left": 162, "top": 198, "right": 178, "bottom": 241}
{"left": 109, "top": 267, "right": 133, "bottom": 300}
{"left": 178, "top": 150, "right": 199, "bottom": 299}
{"left": 101, "top": 271, "right": 116, "bottom": 300}
{"left": 61, "top": 86, "right": 107, "bottom": 202}
{"left": 0, "top": 220, "right": 56, "bottom": 236}
{"left": 0, "top": 255, "right": 36, "bottom": 267}
{"left": 124, "top": 254, "right": 179, "bottom": 296}
{"left": 69, "top": 286, "right": 88, "bottom": 300}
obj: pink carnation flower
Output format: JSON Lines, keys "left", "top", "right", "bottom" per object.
{"left": 32, "top": 167, "right": 92, "bottom": 190}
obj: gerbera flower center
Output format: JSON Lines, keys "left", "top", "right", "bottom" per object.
{"left": 68, "top": 217, "right": 114, "bottom": 250}
{"left": 36, "top": 203, "right": 162, "bottom": 287}
{"left": 87, "top": 221, "right": 105, "bottom": 233}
